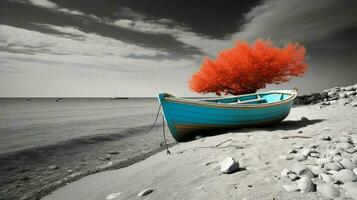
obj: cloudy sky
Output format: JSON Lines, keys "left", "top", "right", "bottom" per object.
{"left": 0, "top": 0, "right": 356, "bottom": 97}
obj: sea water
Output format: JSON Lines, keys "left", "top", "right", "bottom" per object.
{"left": 0, "top": 98, "right": 160, "bottom": 154}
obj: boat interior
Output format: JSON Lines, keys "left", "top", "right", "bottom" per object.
{"left": 202, "top": 92, "right": 292, "bottom": 105}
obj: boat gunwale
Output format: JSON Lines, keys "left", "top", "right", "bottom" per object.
{"left": 163, "top": 90, "right": 297, "bottom": 109}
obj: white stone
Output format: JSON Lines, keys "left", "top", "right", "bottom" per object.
{"left": 336, "top": 142, "right": 354, "bottom": 150}
{"left": 220, "top": 157, "right": 240, "bottom": 174}
{"left": 341, "top": 182, "right": 357, "bottom": 200}
{"left": 340, "top": 158, "right": 357, "bottom": 169}
{"left": 297, "top": 176, "right": 316, "bottom": 193}
{"left": 294, "top": 153, "right": 307, "bottom": 162}
{"left": 301, "top": 148, "right": 318, "bottom": 156}
{"left": 333, "top": 169, "right": 357, "bottom": 183}
{"left": 317, "top": 183, "right": 340, "bottom": 199}
{"left": 106, "top": 192, "right": 121, "bottom": 200}
{"left": 320, "top": 173, "right": 336, "bottom": 183}
{"left": 324, "top": 162, "right": 343, "bottom": 171}
{"left": 291, "top": 164, "right": 315, "bottom": 178}
{"left": 137, "top": 188, "right": 154, "bottom": 197}
{"left": 281, "top": 168, "right": 290, "bottom": 177}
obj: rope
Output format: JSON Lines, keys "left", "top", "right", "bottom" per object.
{"left": 145, "top": 104, "right": 171, "bottom": 155}
{"left": 162, "top": 115, "right": 171, "bottom": 154}
{"left": 145, "top": 105, "right": 161, "bottom": 135}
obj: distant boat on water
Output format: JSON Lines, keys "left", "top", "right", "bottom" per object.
{"left": 158, "top": 89, "right": 297, "bottom": 141}
{"left": 111, "top": 90, "right": 128, "bottom": 100}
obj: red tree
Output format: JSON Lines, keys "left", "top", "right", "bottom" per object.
{"left": 189, "top": 39, "right": 307, "bottom": 95}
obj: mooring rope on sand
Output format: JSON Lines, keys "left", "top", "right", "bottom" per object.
{"left": 145, "top": 104, "right": 171, "bottom": 154}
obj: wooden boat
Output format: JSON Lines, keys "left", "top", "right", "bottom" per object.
{"left": 158, "top": 89, "right": 297, "bottom": 141}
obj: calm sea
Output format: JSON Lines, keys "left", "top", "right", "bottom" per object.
{"left": 0, "top": 98, "right": 160, "bottom": 154}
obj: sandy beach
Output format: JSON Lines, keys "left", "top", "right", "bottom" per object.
{"left": 42, "top": 100, "right": 357, "bottom": 199}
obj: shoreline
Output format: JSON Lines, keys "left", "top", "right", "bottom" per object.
{"left": 0, "top": 123, "right": 176, "bottom": 200}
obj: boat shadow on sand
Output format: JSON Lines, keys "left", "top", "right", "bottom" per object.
{"left": 188, "top": 118, "right": 325, "bottom": 140}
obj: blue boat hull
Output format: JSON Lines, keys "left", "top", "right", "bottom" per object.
{"left": 158, "top": 90, "right": 297, "bottom": 141}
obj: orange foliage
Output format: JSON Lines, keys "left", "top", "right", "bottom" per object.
{"left": 189, "top": 39, "right": 307, "bottom": 95}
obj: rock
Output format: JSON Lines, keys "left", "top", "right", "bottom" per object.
{"left": 345, "top": 148, "right": 357, "bottom": 154}
{"left": 281, "top": 169, "right": 290, "bottom": 177}
{"left": 288, "top": 149, "right": 298, "bottom": 154}
{"left": 106, "top": 192, "right": 121, "bottom": 200}
{"left": 341, "top": 182, "right": 357, "bottom": 200}
{"left": 308, "top": 143, "right": 319, "bottom": 148}
{"left": 301, "top": 116, "right": 309, "bottom": 122}
{"left": 321, "top": 101, "right": 330, "bottom": 106}
{"left": 293, "top": 143, "right": 304, "bottom": 149}
{"left": 220, "top": 157, "right": 240, "bottom": 174}
{"left": 288, "top": 173, "right": 299, "bottom": 181}
{"left": 352, "top": 101, "right": 357, "bottom": 107}
{"left": 282, "top": 184, "right": 300, "bottom": 192}
{"left": 333, "top": 156, "right": 343, "bottom": 162}
{"left": 320, "top": 173, "right": 337, "bottom": 183}
{"left": 195, "top": 135, "right": 203, "bottom": 140}
{"left": 324, "top": 162, "right": 343, "bottom": 171}
{"left": 48, "top": 165, "right": 59, "bottom": 170}
{"left": 343, "top": 86, "right": 355, "bottom": 91}
{"left": 336, "top": 142, "right": 354, "bottom": 150}
{"left": 317, "top": 183, "right": 340, "bottom": 199}
{"left": 354, "top": 168, "right": 357, "bottom": 175}
{"left": 297, "top": 176, "right": 316, "bottom": 193}
{"left": 320, "top": 135, "right": 332, "bottom": 141}
{"left": 311, "top": 166, "right": 327, "bottom": 176}
{"left": 137, "top": 188, "right": 154, "bottom": 197}
{"left": 325, "top": 149, "right": 340, "bottom": 156}
{"left": 310, "top": 152, "right": 320, "bottom": 158}
{"left": 107, "top": 150, "right": 119, "bottom": 155}
{"left": 291, "top": 164, "right": 315, "bottom": 178}
{"left": 346, "top": 91, "right": 357, "bottom": 97}
{"left": 317, "top": 158, "right": 332, "bottom": 167}
{"left": 333, "top": 169, "right": 357, "bottom": 183}
{"left": 321, "top": 92, "right": 328, "bottom": 99}
{"left": 301, "top": 148, "right": 318, "bottom": 156}
{"left": 340, "top": 158, "right": 357, "bottom": 169}
{"left": 294, "top": 153, "right": 307, "bottom": 162}
{"left": 286, "top": 154, "right": 294, "bottom": 160}
{"left": 339, "top": 93, "right": 347, "bottom": 99}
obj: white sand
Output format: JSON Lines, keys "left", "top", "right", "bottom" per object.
{"left": 43, "top": 105, "right": 356, "bottom": 200}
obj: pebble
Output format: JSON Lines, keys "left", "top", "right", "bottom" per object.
{"left": 288, "top": 173, "right": 299, "bottom": 181}
{"left": 324, "top": 162, "right": 343, "bottom": 171}
{"left": 281, "top": 169, "right": 290, "bottom": 177}
{"left": 282, "top": 184, "right": 299, "bottom": 192}
{"left": 342, "top": 182, "right": 357, "bottom": 200}
{"left": 333, "top": 169, "right": 357, "bottom": 183}
{"left": 137, "top": 188, "right": 154, "bottom": 197}
{"left": 320, "top": 173, "right": 336, "bottom": 183}
{"left": 48, "top": 165, "right": 59, "bottom": 170}
{"left": 317, "top": 183, "right": 340, "bottom": 199}
{"left": 353, "top": 168, "right": 357, "bottom": 175}
{"left": 291, "top": 164, "right": 315, "bottom": 178}
{"left": 340, "top": 158, "right": 357, "bottom": 169}
{"left": 310, "top": 152, "right": 320, "bottom": 158}
{"left": 107, "top": 150, "right": 119, "bottom": 155}
{"left": 293, "top": 143, "right": 304, "bottom": 149}
{"left": 106, "top": 192, "right": 121, "bottom": 200}
{"left": 288, "top": 149, "right": 298, "bottom": 154}
{"left": 320, "top": 135, "right": 332, "bottom": 141}
{"left": 301, "top": 148, "right": 317, "bottom": 156}
{"left": 336, "top": 143, "right": 354, "bottom": 150}
{"left": 220, "top": 157, "right": 240, "bottom": 174}
{"left": 294, "top": 153, "right": 307, "bottom": 162}
{"left": 297, "top": 176, "right": 316, "bottom": 193}
{"left": 317, "top": 158, "right": 332, "bottom": 167}
{"left": 345, "top": 148, "right": 357, "bottom": 154}
{"left": 301, "top": 116, "right": 309, "bottom": 122}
